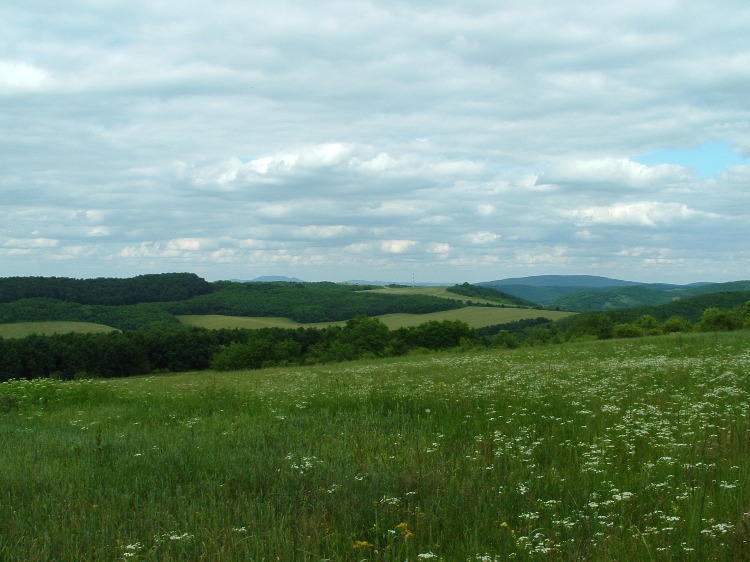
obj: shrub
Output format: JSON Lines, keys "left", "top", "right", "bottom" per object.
{"left": 661, "top": 315, "right": 692, "bottom": 334}
{"left": 699, "top": 307, "right": 742, "bottom": 332}
{"left": 492, "top": 330, "right": 520, "bottom": 349}
{"left": 613, "top": 323, "right": 645, "bottom": 339}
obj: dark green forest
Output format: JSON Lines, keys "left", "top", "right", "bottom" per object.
{"left": 544, "top": 280, "right": 750, "bottom": 311}
{"left": 0, "top": 299, "right": 180, "bottom": 331}
{"left": 0, "top": 277, "right": 465, "bottom": 330}
{"left": 1, "top": 274, "right": 749, "bottom": 383}
{"left": 620, "top": 290, "right": 750, "bottom": 322}
{"left": 0, "top": 273, "right": 213, "bottom": 305}
{"left": 0, "top": 318, "right": 476, "bottom": 381}
{"left": 164, "top": 281, "right": 464, "bottom": 322}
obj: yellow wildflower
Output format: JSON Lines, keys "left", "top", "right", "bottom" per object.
{"left": 396, "top": 522, "right": 414, "bottom": 539}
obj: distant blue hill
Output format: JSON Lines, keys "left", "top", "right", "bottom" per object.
{"left": 478, "top": 275, "right": 749, "bottom": 310}
{"left": 244, "top": 275, "right": 304, "bottom": 283}
{"left": 481, "top": 275, "right": 647, "bottom": 288}
{"left": 477, "top": 276, "right": 644, "bottom": 305}
{"left": 345, "top": 280, "right": 448, "bottom": 287}
{"left": 233, "top": 276, "right": 305, "bottom": 283}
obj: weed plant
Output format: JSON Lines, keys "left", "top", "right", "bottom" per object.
{"left": 1, "top": 332, "right": 749, "bottom": 560}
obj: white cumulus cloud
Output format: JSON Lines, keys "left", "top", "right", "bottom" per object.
{"left": 565, "top": 202, "right": 706, "bottom": 227}
{"left": 2, "top": 0, "right": 749, "bottom": 283}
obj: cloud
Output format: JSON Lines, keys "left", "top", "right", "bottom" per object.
{"left": 540, "top": 158, "right": 689, "bottom": 190}
{"left": 465, "top": 231, "right": 501, "bottom": 245}
{"left": 0, "top": 60, "right": 48, "bottom": 93}
{"left": 427, "top": 242, "right": 451, "bottom": 254}
{"left": 290, "top": 225, "right": 355, "bottom": 239}
{"left": 3, "top": 237, "right": 59, "bottom": 249}
{"left": 380, "top": 240, "right": 417, "bottom": 254}
{"left": 2, "top": 0, "right": 750, "bottom": 283}
{"left": 564, "top": 202, "right": 710, "bottom": 227}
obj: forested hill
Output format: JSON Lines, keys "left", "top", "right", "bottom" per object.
{"left": 614, "top": 289, "right": 750, "bottom": 324}
{"left": 478, "top": 275, "right": 750, "bottom": 311}
{"left": 446, "top": 282, "right": 538, "bottom": 307}
{"left": 545, "top": 280, "right": 750, "bottom": 312}
{"left": 165, "top": 281, "right": 464, "bottom": 323}
{"left": 0, "top": 273, "right": 213, "bottom": 305}
{"left": 0, "top": 277, "right": 467, "bottom": 330}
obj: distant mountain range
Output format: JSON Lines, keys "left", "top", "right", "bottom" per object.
{"left": 237, "top": 276, "right": 448, "bottom": 286}
{"left": 478, "top": 275, "right": 749, "bottom": 311}
{"left": 482, "top": 275, "right": 647, "bottom": 288}
{"left": 345, "top": 280, "right": 449, "bottom": 287}
{"left": 234, "top": 276, "right": 305, "bottom": 283}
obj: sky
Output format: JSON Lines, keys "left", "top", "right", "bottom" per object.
{"left": 2, "top": 0, "right": 749, "bottom": 285}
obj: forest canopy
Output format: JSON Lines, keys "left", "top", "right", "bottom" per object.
{"left": 0, "top": 273, "right": 213, "bottom": 305}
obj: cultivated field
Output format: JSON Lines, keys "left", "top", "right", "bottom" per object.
{"left": 177, "top": 306, "right": 574, "bottom": 331}
{"left": 1, "top": 332, "right": 748, "bottom": 560}
{"left": 363, "top": 285, "right": 498, "bottom": 304}
{"left": 0, "top": 321, "right": 117, "bottom": 339}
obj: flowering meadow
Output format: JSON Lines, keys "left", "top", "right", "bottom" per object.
{"left": 1, "top": 331, "right": 749, "bottom": 560}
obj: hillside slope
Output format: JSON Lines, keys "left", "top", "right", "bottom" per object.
{"left": 480, "top": 275, "right": 750, "bottom": 311}
{"left": 0, "top": 277, "right": 467, "bottom": 330}
{"left": 547, "top": 280, "right": 750, "bottom": 312}
{"left": 479, "top": 275, "right": 647, "bottom": 304}
{"left": 446, "top": 282, "right": 539, "bottom": 307}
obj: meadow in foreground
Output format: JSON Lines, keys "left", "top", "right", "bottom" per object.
{"left": 1, "top": 332, "right": 749, "bottom": 561}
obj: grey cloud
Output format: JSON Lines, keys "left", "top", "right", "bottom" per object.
{"left": 2, "top": 0, "right": 750, "bottom": 283}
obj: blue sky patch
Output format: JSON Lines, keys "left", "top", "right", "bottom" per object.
{"left": 633, "top": 141, "right": 748, "bottom": 179}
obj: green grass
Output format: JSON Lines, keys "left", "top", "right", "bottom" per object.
{"left": 176, "top": 314, "right": 311, "bottom": 330}
{"left": 372, "top": 307, "right": 573, "bottom": 329}
{"left": 178, "top": 307, "right": 574, "bottom": 331}
{"left": 365, "top": 285, "right": 504, "bottom": 306}
{"left": 1, "top": 332, "right": 749, "bottom": 560}
{"left": 0, "top": 321, "right": 117, "bottom": 339}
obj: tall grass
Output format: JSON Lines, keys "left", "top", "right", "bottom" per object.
{"left": 1, "top": 332, "right": 748, "bottom": 560}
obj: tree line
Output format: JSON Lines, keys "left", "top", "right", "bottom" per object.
{"left": 0, "top": 273, "right": 213, "bottom": 305}
{"left": 0, "top": 318, "right": 476, "bottom": 381}
{"left": 0, "top": 299, "right": 180, "bottom": 331}
{"left": 482, "top": 300, "right": 750, "bottom": 347}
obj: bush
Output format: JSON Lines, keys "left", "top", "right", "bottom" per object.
{"left": 613, "top": 323, "right": 645, "bottom": 339}
{"left": 492, "top": 330, "right": 520, "bottom": 349}
{"left": 661, "top": 315, "right": 692, "bottom": 334}
{"left": 636, "top": 314, "right": 661, "bottom": 335}
{"left": 699, "top": 307, "right": 742, "bottom": 332}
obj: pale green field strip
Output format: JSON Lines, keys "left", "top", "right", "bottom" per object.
{"left": 364, "top": 285, "right": 502, "bottom": 306}
{"left": 371, "top": 307, "right": 573, "bottom": 329}
{"left": 0, "top": 321, "right": 118, "bottom": 339}
{"left": 177, "top": 315, "right": 316, "bottom": 329}
{"left": 177, "top": 306, "right": 575, "bottom": 330}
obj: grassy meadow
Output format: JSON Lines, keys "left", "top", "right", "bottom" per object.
{"left": 177, "top": 306, "right": 574, "bottom": 331}
{"left": 0, "top": 321, "right": 117, "bottom": 339}
{"left": 363, "top": 285, "right": 497, "bottom": 304}
{"left": 1, "top": 332, "right": 749, "bottom": 560}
